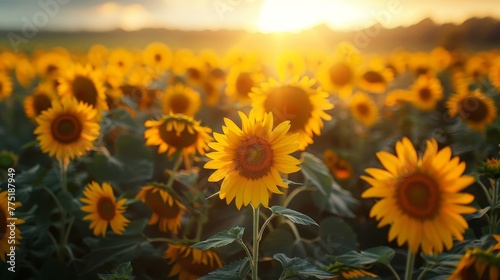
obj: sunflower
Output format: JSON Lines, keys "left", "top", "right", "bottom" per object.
{"left": 250, "top": 77, "right": 333, "bottom": 150}
{"left": 34, "top": 97, "right": 100, "bottom": 164}
{"left": 317, "top": 56, "right": 357, "bottom": 99}
{"left": 135, "top": 185, "right": 186, "bottom": 234}
{"left": 171, "top": 48, "right": 196, "bottom": 76}
{"left": 277, "top": 50, "right": 306, "bottom": 79}
{"left": 24, "top": 82, "right": 58, "bottom": 119}
{"left": 127, "top": 66, "right": 153, "bottom": 87}
{"left": 143, "top": 42, "right": 172, "bottom": 73}
{"left": 87, "top": 44, "right": 109, "bottom": 69}
{"left": 57, "top": 64, "right": 108, "bottom": 120}
{"left": 162, "top": 84, "right": 201, "bottom": 117}
{"left": 323, "top": 149, "right": 353, "bottom": 180}
{"left": 0, "top": 190, "right": 24, "bottom": 263}
{"left": 0, "top": 51, "right": 17, "bottom": 71}
{"left": 326, "top": 262, "right": 378, "bottom": 280}
{"left": 446, "top": 89, "right": 498, "bottom": 132}
{"left": 465, "top": 55, "right": 489, "bottom": 83}
{"left": 349, "top": 92, "right": 380, "bottom": 127}
{"left": 449, "top": 248, "right": 500, "bottom": 280}
{"left": 108, "top": 48, "right": 134, "bottom": 75}
{"left": 204, "top": 109, "right": 301, "bottom": 209}
{"left": 484, "top": 158, "right": 500, "bottom": 179}
{"left": 144, "top": 113, "right": 212, "bottom": 168}
{"left": 225, "top": 65, "right": 265, "bottom": 104}
{"left": 80, "top": 182, "right": 129, "bottom": 237}
{"left": 361, "top": 137, "right": 476, "bottom": 255}
{"left": 164, "top": 243, "right": 222, "bottom": 280}
{"left": 430, "top": 47, "right": 452, "bottom": 71}
{"left": 15, "top": 57, "right": 36, "bottom": 89}
{"left": 34, "top": 51, "right": 70, "bottom": 80}
{"left": 409, "top": 76, "right": 443, "bottom": 111}
{"left": 357, "top": 68, "right": 392, "bottom": 94}
{"left": 490, "top": 58, "right": 500, "bottom": 91}
{"left": 408, "top": 52, "right": 433, "bottom": 77}
{"left": 0, "top": 71, "right": 13, "bottom": 101}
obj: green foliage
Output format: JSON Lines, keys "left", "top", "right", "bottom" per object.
{"left": 269, "top": 206, "right": 318, "bottom": 226}
{"left": 332, "top": 246, "right": 395, "bottom": 267}
{"left": 199, "top": 258, "right": 251, "bottom": 280}
{"left": 191, "top": 226, "right": 245, "bottom": 250}
{"left": 98, "top": 262, "right": 135, "bottom": 280}
{"left": 273, "top": 253, "right": 335, "bottom": 279}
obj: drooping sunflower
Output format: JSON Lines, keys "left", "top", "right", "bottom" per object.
{"left": 80, "top": 181, "right": 130, "bottom": 237}
{"left": 0, "top": 190, "right": 24, "bottom": 263}
{"left": 409, "top": 76, "right": 444, "bottom": 111}
{"left": 161, "top": 84, "right": 201, "bottom": 117}
{"left": 34, "top": 97, "right": 100, "bottom": 164}
{"left": 135, "top": 185, "right": 186, "bottom": 234}
{"left": 323, "top": 149, "right": 353, "bottom": 180}
{"left": 143, "top": 42, "right": 172, "bottom": 73}
{"left": 15, "top": 57, "right": 36, "bottom": 89}
{"left": 446, "top": 89, "right": 498, "bottom": 132}
{"left": 361, "top": 137, "right": 476, "bottom": 255}
{"left": 250, "top": 77, "right": 333, "bottom": 150}
{"left": 204, "top": 109, "right": 301, "bottom": 209}
{"left": 0, "top": 71, "right": 13, "bottom": 101}
{"left": 24, "top": 82, "right": 58, "bottom": 119}
{"left": 448, "top": 248, "right": 500, "bottom": 280}
{"left": 348, "top": 92, "right": 380, "bottom": 127}
{"left": 164, "top": 243, "right": 222, "bottom": 280}
{"left": 144, "top": 113, "right": 212, "bottom": 168}
{"left": 316, "top": 56, "right": 357, "bottom": 99}
{"left": 58, "top": 64, "right": 108, "bottom": 120}
{"left": 225, "top": 65, "right": 265, "bottom": 105}
{"left": 277, "top": 50, "right": 306, "bottom": 79}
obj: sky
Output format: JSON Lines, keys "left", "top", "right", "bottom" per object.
{"left": 0, "top": 0, "right": 499, "bottom": 33}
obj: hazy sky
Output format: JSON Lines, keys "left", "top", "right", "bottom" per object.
{"left": 0, "top": 0, "right": 499, "bottom": 32}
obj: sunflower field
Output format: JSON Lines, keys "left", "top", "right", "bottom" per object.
{"left": 0, "top": 41, "right": 500, "bottom": 280}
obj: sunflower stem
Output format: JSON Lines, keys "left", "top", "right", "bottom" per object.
{"left": 58, "top": 159, "right": 69, "bottom": 261}
{"left": 492, "top": 178, "right": 500, "bottom": 234}
{"left": 404, "top": 250, "right": 416, "bottom": 280}
{"left": 166, "top": 152, "right": 183, "bottom": 190}
{"left": 385, "top": 263, "right": 401, "bottom": 280}
{"left": 252, "top": 205, "right": 260, "bottom": 280}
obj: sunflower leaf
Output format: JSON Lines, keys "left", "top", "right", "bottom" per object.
{"left": 273, "top": 253, "right": 335, "bottom": 279}
{"left": 270, "top": 206, "right": 318, "bottom": 226}
{"left": 191, "top": 226, "right": 244, "bottom": 250}
{"left": 465, "top": 206, "right": 490, "bottom": 220}
{"left": 199, "top": 257, "right": 251, "bottom": 280}
{"left": 332, "top": 246, "right": 395, "bottom": 266}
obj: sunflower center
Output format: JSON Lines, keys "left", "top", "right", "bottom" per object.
{"left": 154, "top": 54, "right": 162, "bottom": 62}
{"left": 51, "top": 113, "right": 83, "bottom": 144}
{"left": 263, "top": 85, "right": 312, "bottom": 132}
{"left": 397, "top": 173, "right": 440, "bottom": 219}
{"left": 415, "top": 67, "right": 429, "bottom": 76}
{"left": 46, "top": 64, "right": 58, "bottom": 75}
{"left": 169, "top": 94, "right": 190, "bottom": 114}
{"left": 145, "top": 191, "right": 181, "bottom": 219}
{"left": 72, "top": 76, "right": 99, "bottom": 107}
{"left": 236, "top": 72, "right": 254, "bottom": 97}
{"left": 418, "top": 88, "right": 432, "bottom": 101}
{"left": 187, "top": 68, "right": 201, "bottom": 80}
{"left": 235, "top": 136, "right": 273, "bottom": 180}
{"left": 97, "top": 197, "right": 116, "bottom": 220}
{"left": 458, "top": 96, "right": 489, "bottom": 123}
{"left": 0, "top": 82, "right": 3, "bottom": 93}
{"left": 328, "top": 62, "right": 353, "bottom": 87}
{"left": 118, "top": 61, "right": 124, "bottom": 68}
{"left": 0, "top": 209, "right": 6, "bottom": 240}
{"left": 33, "top": 93, "right": 52, "bottom": 116}
{"left": 356, "top": 103, "right": 370, "bottom": 117}
{"left": 362, "top": 71, "right": 385, "bottom": 83}
{"left": 159, "top": 121, "right": 198, "bottom": 149}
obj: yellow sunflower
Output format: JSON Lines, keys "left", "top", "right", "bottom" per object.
{"left": 0, "top": 190, "right": 24, "bottom": 263}
{"left": 250, "top": 77, "right": 333, "bottom": 150}
{"left": 348, "top": 92, "right": 380, "bottom": 127}
{"left": 484, "top": 158, "right": 500, "bottom": 179}
{"left": 465, "top": 55, "right": 489, "bottom": 83}
{"left": 164, "top": 243, "right": 222, "bottom": 280}
{"left": 0, "top": 71, "right": 13, "bottom": 101}
{"left": 143, "top": 42, "right": 172, "bottom": 73}
{"left": 15, "top": 57, "right": 36, "bottom": 89}
{"left": 0, "top": 51, "right": 17, "bottom": 71}
{"left": 162, "top": 84, "right": 201, "bottom": 117}
{"left": 409, "top": 76, "right": 443, "bottom": 111}
{"left": 357, "top": 68, "right": 392, "bottom": 94}
{"left": 24, "top": 82, "right": 58, "bottom": 119}
{"left": 57, "top": 64, "right": 108, "bottom": 120}
{"left": 108, "top": 48, "right": 134, "bottom": 75}
{"left": 323, "top": 149, "right": 353, "bottom": 180}
{"left": 87, "top": 44, "right": 109, "bottom": 69}
{"left": 490, "top": 57, "right": 500, "bottom": 91}
{"left": 225, "top": 65, "right": 265, "bottom": 105}
{"left": 171, "top": 48, "right": 196, "bottom": 76}
{"left": 80, "top": 182, "right": 129, "bottom": 237}
{"left": 135, "top": 185, "right": 186, "bottom": 234}
{"left": 144, "top": 113, "right": 212, "bottom": 168}
{"left": 326, "top": 262, "right": 378, "bottom": 280}
{"left": 408, "top": 52, "right": 433, "bottom": 77}
{"left": 361, "top": 137, "right": 476, "bottom": 255}
{"left": 277, "top": 50, "right": 306, "bottom": 80}
{"left": 449, "top": 248, "right": 500, "bottom": 280}
{"left": 446, "top": 89, "right": 498, "bottom": 132}
{"left": 34, "top": 51, "right": 70, "bottom": 80}
{"left": 316, "top": 56, "right": 357, "bottom": 99}
{"left": 34, "top": 97, "right": 100, "bottom": 164}
{"left": 204, "top": 109, "right": 301, "bottom": 209}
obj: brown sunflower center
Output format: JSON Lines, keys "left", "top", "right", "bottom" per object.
{"left": 0, "top": 82, "right": 3, "bottom": 93}
{"left": 235, "top": 72, "right": 254, "bottom": 97}
{"left": 46, "top": 64, "right": 58, "bottom": 75}
{"left": 328, "top": 62, "right": 353, "bottom": 87}
{"left": 0, "top": 209, "right": 6, "bottom": 240}
{"left": 145, "top": 190, "right": 181, "bottom": 219}
{"left": 97, "top": 197, "right": 116, "bottom": 220}
{"left": 415, "top": 66, "right": 429, "bottom": 76}
{"left": 154, "top": 54, "right": 162, "bottom": 62}
{"left": 169, "top": 94, "right": 190, "bottom": 114}
{"left": 418, "top": 87, "right": 432, "bottom": 101}
{"left": 71, "top": 76, "right": 98, "bottom": 107}
{"left": 33, "top": 93, "right": 52, "bottom": 116}
{"left": 362, "top": 71, "right": 385, "bottom": 83}
{"left": 356, "top": 103, "right": 370, "bottom": 117}
{"left": 118, "top": 61, "right": 124, "bottom": 68}
{"left": 235, "top": 136, "right": 273, "bottom": 180}
{"left": 50, "top": 113, "right": 83, "bottom": 144}
{"left": 263, "top": 85, "right": 312, "bottom": 132}
{"left": 458, "top": 96, "right": 489, "bottom": 123}
{"left": 187, "top": 68, "right": 201, "bottom": 81}
{"left": 396, "top": 173, "right": 440, "bottom": 219}
{"left": 159, "top": 121, "right": 198, "bottom": 149}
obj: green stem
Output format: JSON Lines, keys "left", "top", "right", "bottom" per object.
{"left": 258, "top": 214, "right": 276, "bottom": 242}
{"left": 59, "top": 159, "right": 68, "bottom": 261}
{"left": 166, "top": 152, "right": 184, "bottom": 190}
{"left": 493, "top": 179, "right": 500, "bottom": 234}
{"left": 252, "top": 205, "right": 260, "bottom": 280}
{"left": 477, "top": 178, "right": 492, "bottom": 204}
{"left": 237, "top": 240, "right": 254, "bottom": 270}
{"left": 147, "top": 237, "right": 176, "bottom": 243}
{"left": 283, "top": 186, "right": 315, "bottom": 208}
{"left": 405, "top": 250, "right": 416, "bottom": 280}
{"left": 385, "top": 263, "right": 401, "bottom": 280}
{"left": 416, "top": 264, "right": 431, "bottom": 280}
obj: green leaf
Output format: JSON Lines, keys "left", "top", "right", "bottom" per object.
{"left": 320, "top": 217, "right": 358, "bottom": 251}
{"left": 98, "top": 261, "right": 135, "bottom": 280}
{"left": 270, "top": 206, "right": 318, "bottom": 226}
{"left": 115, "top": 134, "right": 153, "bottom": 183}
{"left": 58, "top": 190, "right": 84, "bottom": 218}
{"left": 199, "top": 258, "right": 251, "bottom": 280}
{"left": 103, "top": 108, "right": 138, "bottom": 130}
{"left": 465, "top": 206, "right": 490, "bottom": 221}
{"left": 300, "top": 152, "right": 333, "bottom": 196}
{"left": 191, "top": 226, "right": 245, "bottom": 250}
{"left": 262, "top": 229, "right": 294, "bottom": 257}
{"left": 273, "top": 253, "right": 335, "bottom": 279}
{"left": 333, "top": 246, "right": 395, "bottom": 267}
{"left": 87, "top": 152, "right": 126, "bottom": 182}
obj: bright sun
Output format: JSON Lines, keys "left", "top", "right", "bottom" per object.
{"left": 256, "top": 0, "right": 367, "bottom": 33}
